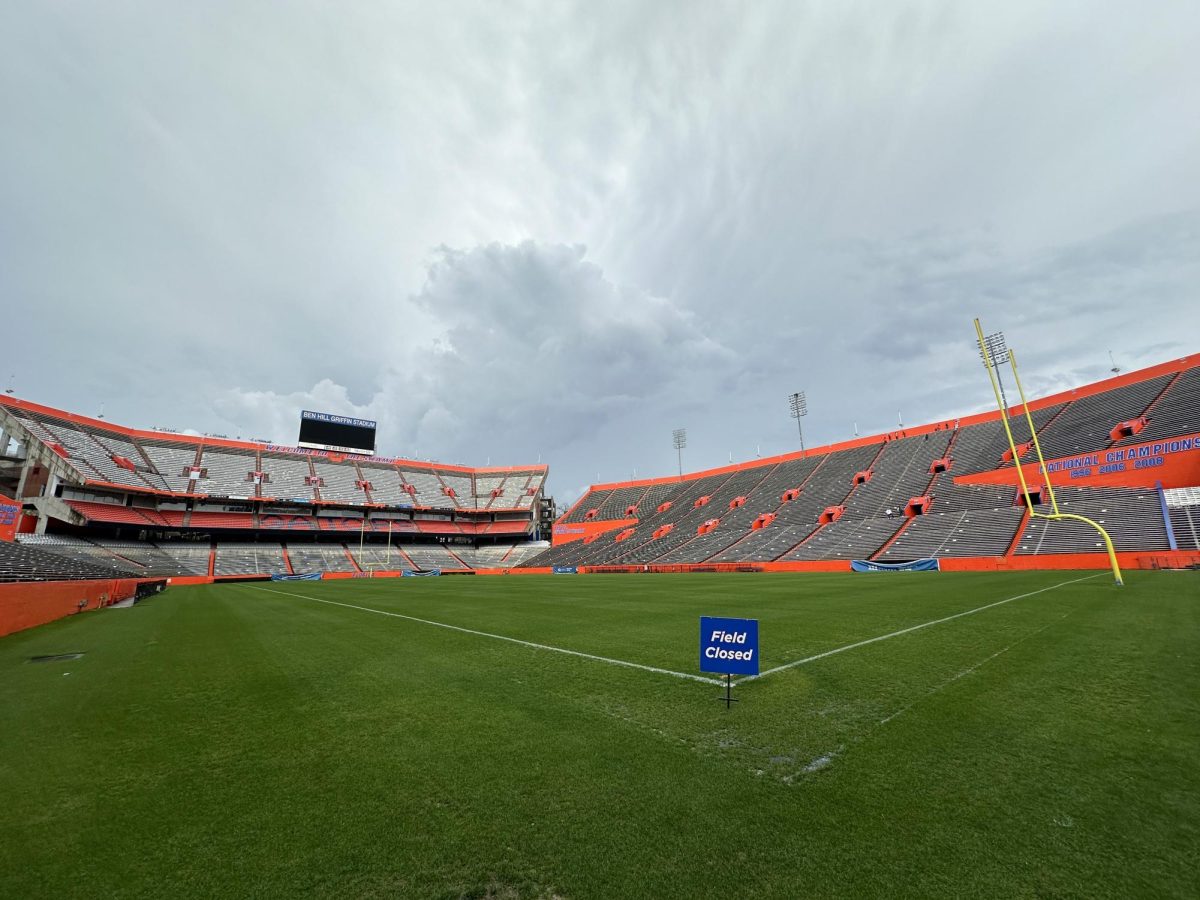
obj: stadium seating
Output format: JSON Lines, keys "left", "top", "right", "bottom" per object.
{"left": 523, "top": 361, "right": 1200, "bottom": 569}
{"left": 260, "top": 454, "right": 316, "bottom": 501}
{"left": 195, "top": 448, "right": 260, "bottom": 498}
{"left": 395, "top": 543, "right": 469, "bottom": 571}
{"left": 875, "top": 508, "right": 1025, "bottom": 560}
{"left": 1015, "top": 488, "right": 1170, "bottom": 554}
{"left": 1113, "top": 367, "right": 1200, "bottom": 448}
{"left": 311, "top": 460, "right": 366, "bottom": 504}
{"left": 286, "top": 543, "right": 357, "bottom": 573}
{"left": 1017, "top": 376, "right": 1173, "bottom": 462}
{"left": 140, "top": 441, "right": 200, "bottom": 493}
{"left": 0, "top": 540, "right": 140, "bottom": 582}
{"left": 214, "top": 542, "right": 289, "bottom": 576}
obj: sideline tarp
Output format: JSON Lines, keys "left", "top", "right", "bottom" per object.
{"left": 851, "top": 558, "right": 940, "bottom": 573}
{"left": 552, "top": 566, "right": 578, "bottom": 575}
{"left": 271, "top": 572, "right": 323, "bottom": 581}
{"left": 402, "top": 569, "right": 442, "bottom": 577}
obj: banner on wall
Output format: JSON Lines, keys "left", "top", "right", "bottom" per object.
{"left": 271, "top": 572, "right": 323, "bottom": 581}
{"left": 851, "top": 558, "right": 940, "bottom": 573}
{"left": 956, "top": 432, "right": 1200, "bottom": 491}
{"left": 402, "top": 569, "right": 442, "bottom": 577}
{"left": 0, "top": 502, "right": 19, "bottom": 542}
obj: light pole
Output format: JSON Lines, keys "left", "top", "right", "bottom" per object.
{"left": 672, "top": 428, "right": 687, "bottom": 478}
{"left": 788, "top": 391, "right": 807, "bottom": 454}
{"left": 980, "top": 331, "right": 1011, "bottom": 416}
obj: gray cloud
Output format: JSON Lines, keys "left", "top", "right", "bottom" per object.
{"left": 2, "top": 1, "right": 1199, "bottom": 505}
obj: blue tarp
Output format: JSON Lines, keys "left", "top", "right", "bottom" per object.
{"left": 271, "top": 572, "right": 323, "bottom": 581}
{"left": 850, "top": 558, "right": 940, "bottom": 573}
{"left": 402, "top": 569, "right": 442, "bottom": 577}
{"left": 552, "top": 566, "right": 579, "bottom": 575}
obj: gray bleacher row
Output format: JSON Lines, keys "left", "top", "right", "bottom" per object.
{"left": 5, "top": 540, "right": 142, "bottom": 580}
{"left": 1022, "top": 375, "right": 1174, "bottom": 462}
{"left": 285, "top": 543, "right": 356, "bottom": 573}
{"left": 1014, "top": 488, "right": 1170, "bottom": 554}
{"left": 18, "top": 534, "right": 209, "bottom": 576}
{"left": 1113, "top": 366, "right": 1200, "bottom": 448}
{"left": 0, "top": 540, "right": 140, "bottom": 582}
{"left": 0, "top": 527, "right": 536, "bottom": 583}
{"left": 11, "top": 533, "right": 543, "bottom": 579}
{"left": 1168, "top": 506, "right": 1200, "bottom": 550}
{"left": 11, "top": 414, "right": 169, "bottom": 493}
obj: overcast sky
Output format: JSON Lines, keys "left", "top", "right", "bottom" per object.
{"left": 3, "top": 2, "right": 1198, "bottom": 505}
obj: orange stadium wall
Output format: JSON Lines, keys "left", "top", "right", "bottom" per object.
{"left": 552, "top": 518, "right": 637, "bottom": 546}
{"left": 955, "top": 432, "right": 1200, "bottom": 491}
{"left": 0, "top": 578, "right": 146, "bottom": 637}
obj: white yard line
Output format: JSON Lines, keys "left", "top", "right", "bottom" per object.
{"left": 246, "top": 585, "right": 725, "bottom": 686}
{"left": 877, "top": 611, "right": 1070, "bottom": 727}
{"left": 734, "top": 573, "right": 1102, "bottom": 685}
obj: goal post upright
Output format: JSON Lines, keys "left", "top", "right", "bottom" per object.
{"left": 1008, "top": 346, "right": 1123, "bottom": 585}
{"left": 972, "top": 318, "right": 1123, "bottom": 586}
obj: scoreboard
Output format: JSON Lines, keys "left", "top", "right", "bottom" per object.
{"left": 297, "top": 410, "right": 377, "bottom": 456}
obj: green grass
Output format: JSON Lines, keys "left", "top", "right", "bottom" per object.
{"left": 1, "top": 571, "right": 1198, "bottom": 898}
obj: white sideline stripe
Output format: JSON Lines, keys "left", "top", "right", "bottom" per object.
{"left": 734, "top": 573, "right": 1102, "bottom": 685}
{"left": 246, "top": 586, "right": 725, "bottom": 686}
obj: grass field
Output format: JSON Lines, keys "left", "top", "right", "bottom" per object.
{"left": 2, "top": 571, "right": 1198, "bottom": 898}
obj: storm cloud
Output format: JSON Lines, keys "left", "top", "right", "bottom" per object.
{"left": 2, "top": 1, "right": 1198, "bottom": 505}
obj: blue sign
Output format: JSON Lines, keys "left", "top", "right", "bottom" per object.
{"left": 851, "top": 558, "right": 940, "bottom": 572}
{"left": 552, "top": 566, "right": 578, "bottom": 575}
{"left": 699, "top": 616, "right": 759, "bottom": 676}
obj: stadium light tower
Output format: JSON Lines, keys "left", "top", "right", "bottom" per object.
{"left": 788, "top": 391, "right": 807, "bottom": 454}
{"left": 979, "top": 331, "right": 1012, "bottom": 415}
{"left": 672, "top": 428, "right": 687, "bottom": 478}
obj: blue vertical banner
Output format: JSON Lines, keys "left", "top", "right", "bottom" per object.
{"left": 699, "top": 616, "right": 760, "bottom": 676}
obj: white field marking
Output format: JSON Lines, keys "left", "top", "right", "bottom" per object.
{"left": 733, "top": 573, "right": 1102, "bottom": 686}
{"left": 246, "top": 585, "right": 725, "bottom": 686}
{"left": 877, "top": 611, "right": 1071, "bottom": 727}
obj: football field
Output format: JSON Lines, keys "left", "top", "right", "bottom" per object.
{"left": 2, "top": 571, "right": 1197, "bottom": 898}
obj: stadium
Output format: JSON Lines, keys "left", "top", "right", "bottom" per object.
{"left": 2, "top": 345, "right": 1199, "bottom": 897}
{"left": 4, "top": 4, "right": 1200, "bottom": 898}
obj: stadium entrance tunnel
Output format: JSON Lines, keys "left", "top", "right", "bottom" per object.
{"left": 819, "top": 505, "right": 846, "bottom": 524}
{"left": 905, "top": 496, "right": 931, "bottom": 517}
{"left": 930, "top": 457, "right": 952, "bottom": 474}
{"left": 1002, "top": 441, "right": 1034, "bottom": 464}
{"left": 1110, "top": 416, "right": 1148, "bottom": 442}
{"left": 1016, "top": 486, "right": 1046, "bottom": 506}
